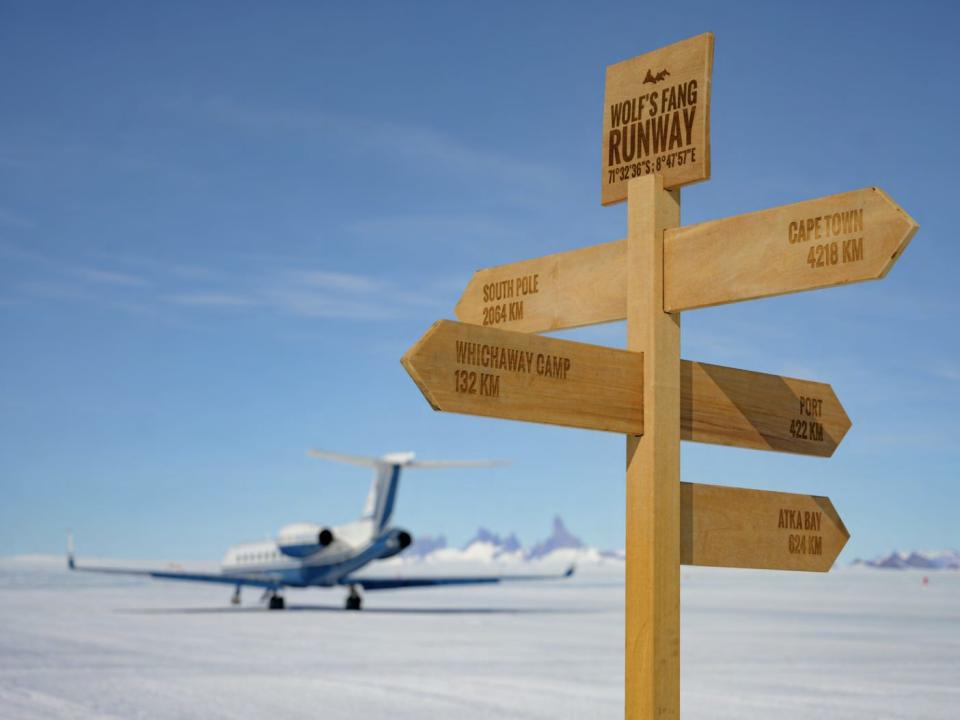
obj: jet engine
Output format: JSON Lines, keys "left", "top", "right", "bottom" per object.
{"left": 277, "top": 522, "right": 335, "bottom": 558}
{"left": 377, "top": 528, "right": 413, "bottom": 559}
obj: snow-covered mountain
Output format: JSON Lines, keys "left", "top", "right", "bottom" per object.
{"left": 399, "top": 516, "right": 616, "bottom": 566}
{"left": 527, "top": 516, "right": 584, "bottom": 559}
{"left": 851, "top": 549, "right": 960, "bottom": 570}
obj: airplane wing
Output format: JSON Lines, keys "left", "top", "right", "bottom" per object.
{"left": 339, "top": 564, "right": 575, "bottom": 591}
{"left": 69, "top": 555, "right": 283, "bottom": 589}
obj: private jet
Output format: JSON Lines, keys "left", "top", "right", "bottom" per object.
{"left": 68, "top": 451, "right": 574, "bottom": 610}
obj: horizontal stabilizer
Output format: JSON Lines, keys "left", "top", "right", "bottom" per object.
{"left": 407, "top": 459, "right": 509, "bottom": 469}
{"left": 308, "top": 449, "right": 508, "bottom": 470}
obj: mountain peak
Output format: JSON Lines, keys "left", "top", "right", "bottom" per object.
{"left": 463, "top": 527, "right": 522, "bottom": 554}
{"left": 526, "top": 515, "right": 584, "bottom": 560}
{"left": 852, "top": 549, "right": 960, "bottom": 570}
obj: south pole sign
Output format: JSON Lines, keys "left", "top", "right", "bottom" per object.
{"left": 402, "top": 33, "right": 918, "bottom": 720}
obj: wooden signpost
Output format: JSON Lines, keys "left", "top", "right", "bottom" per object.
{"left": 680, "top": 482, "right": 849, "bottom": 572}
{"left": 404, "top": 321, "right": 851, "bottom": 457}
{"left": 602, "top": 32, "right": 714, "bottom": 204}
{"left": 454, "top": 188, "right": 918, "bottom": 331}
{"left": 664, "top": 187, "right": 919, "bottom": 311}
{"left": 402, "top": 32, "right": 918, "bottom": 720}
{"left": 401, "top": 320, "right": 644, "bottom": 434}
{"left": 680, "top": 360, "right": 850, "bottom": 457}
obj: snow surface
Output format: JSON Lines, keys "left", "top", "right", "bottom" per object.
{"left": 1, "top": 556, "right": 958, "bottom": 719}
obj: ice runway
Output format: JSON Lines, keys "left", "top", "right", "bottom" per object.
{"left": 1, "top": 557, "right": 957, "bottom": 719}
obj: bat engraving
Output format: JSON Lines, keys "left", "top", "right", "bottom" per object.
{"left": 643, "top": 68, "right": 670, "bottom": 84}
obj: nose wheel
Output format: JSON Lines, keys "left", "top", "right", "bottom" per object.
{"left": 230, "top": 586, "right": 241, "bottom": 606}
{"left": 345, "top": 585, "right": 362, "bottom": 611}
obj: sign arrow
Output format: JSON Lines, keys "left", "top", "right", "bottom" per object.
{"left": 680, "top": 482, "right": 850, "bottom": 572}
{"left": 454, "top": 188, "right": 917, "bottom": 331}
{"left": 664, "top": 187, "right": 919, "bottom": 310}
{"left": 681, "top": 360, "right": 851, "bottom": 457}
{"left": 401, "top": 320, "right": 644, "bottom": 434}
{"left": 403, "top": 322, "right": 850, "bottom": 455}
{"left": 454, "top": 239, "right": 627, "bottom": 334}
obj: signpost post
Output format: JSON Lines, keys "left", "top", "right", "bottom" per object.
{"left": 401, "top": 32, "right": 917, "bottom": 719}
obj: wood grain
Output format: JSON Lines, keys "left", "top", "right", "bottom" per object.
{"left": 405, "top": 323, "right": 849, "bottom": 457}
{"left": 602, "top": 33, "right": 713, "bottom": 205}
{"left": 401, "top": 320, "right": 643, "bottom": 434}
{"left": 665, "top": 187, "right": 919, "bottom": 310}
{"left": 454, "top": 187, "right": 917, "bottom": 331}
{"left": 625, "top": 175, "right": 681, "bottom": 720}
{"left": 454, "top": 239, "right": 626, "bottom": 333}
{"left": 681, "top": 482, "right": 849, "bottom": 572}
{"left": 680, "top": 360, "right": 851, "bottom": 457}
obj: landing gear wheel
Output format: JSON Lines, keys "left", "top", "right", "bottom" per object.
{"left": 268, "top": 594, "right": 285, "bottom": 610}
{"left": 345, "top": 585, "right": 362, "bottom": 611}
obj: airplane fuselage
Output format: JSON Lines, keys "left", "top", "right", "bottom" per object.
{"left": 220, "top": 519, "right": 411, "bottom": 588}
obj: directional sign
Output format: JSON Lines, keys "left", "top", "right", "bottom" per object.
{"left": 455, "top": 188, "right": 917, "bottom": 331}
{"left": 681, "top": 361, "right": 851, "bottom": 457}
{"left": 664, "top": 187, "right": 919, "bottom": 310}
{"left": 602, "top": 33, "right": 713, "bottom": 205}
{"left": 401, "top": 320, "right": 644, "bottom": 434}
{"left": 404, "top": 322, "right": 849, "bottom": 455}
{"left": 680, "top": 482, "right": 849, "bottom": 572}
{"left": 454, "top": 239, "right": 626, "bottom": 333}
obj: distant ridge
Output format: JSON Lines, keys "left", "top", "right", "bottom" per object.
{"left": 400, "top": 516, "right": 615, "bottom": 565}
{"left": 851, "top": 549, "right": 960, "bottom": 570}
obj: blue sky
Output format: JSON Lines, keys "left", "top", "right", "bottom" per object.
{"left": 1, "top": 1, "right": 957, "bottom": 562}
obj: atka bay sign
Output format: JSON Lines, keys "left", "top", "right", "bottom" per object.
{"left": 402, "top": 320, "right": 851, "bottom": 457}
{"left": 602, "top": 32, "right": 713, "bottom": 204}
{"left": 455, "top": 187, "right": 918, "bottom": 332}
{"left": 680, "top": 483, "right": 849, "bottom": 572}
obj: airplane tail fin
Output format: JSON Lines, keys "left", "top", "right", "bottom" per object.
{"left": 67, "top": 531, "right": 75, "bottom": 570}
{"left": 307, "top": 450, "right": 507, "bottom": 531}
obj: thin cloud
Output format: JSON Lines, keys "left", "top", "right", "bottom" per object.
{"left": 929, "top": 364, "right": 960, "bottom": 382}
{"left": 71, "top": 267, "right": 150, "bottom": 287}
{"left": 0, "top": 207, "right": 34, "bottom": 229}
{"left": 160, "top": 266, "right": 439, "bottom": 321}
{"left": 164, "top": 292, "right": 261, "bottom": 308}
{"left": 297, "top": 271, "right": 382, "bottom": 294}
{"left": 17, "top": 281, "right": 96, "bottom": 302}
{"left": 262, "top": 290, "right": 401, "bottom": 320}
{"left": 4, "top": 235, "right": 441, "bottom": 322}
{"left": 172, "top": 96, "right": 572, "bottom": 198}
